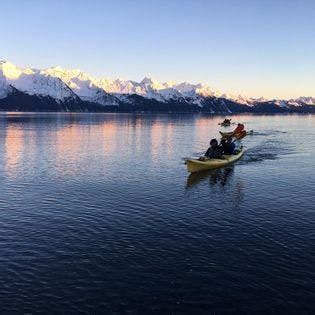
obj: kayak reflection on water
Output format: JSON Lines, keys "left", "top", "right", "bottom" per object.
{"left": 186, "top": 167, "right": 245, "bottom": 208}
{"left": 186, "top": 167, "right": 234, "bottom": 189}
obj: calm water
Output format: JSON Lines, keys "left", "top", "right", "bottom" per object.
{"left": 0, "top": 113, "right": 314, "bottom": 313}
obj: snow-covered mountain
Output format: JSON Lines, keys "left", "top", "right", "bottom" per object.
{"left": 0, "top": 69, "right": 12, "bottom": 99}
{"left": 291, "top": 97, "right": 315, "bottom": 106}
{"left": 40, "top": 64, "right": 243, "bottom": 103}
{"left": 0, "top": 60, "right": 314, "bottom": 112}
{"left": 42, "top": 66, "right": 118, "bottom": 105}
{"left": 0, "top": 61, "right": 78, "bottom": 102}
{"left": 41, "top": 67, "right": 281, "bottom": 106}
{"left": 96, "top": 76, "right": 225, "bottom": 101}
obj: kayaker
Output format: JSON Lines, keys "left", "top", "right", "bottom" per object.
{"left": 221, "top": 137, "right": 236, "bottom": 155}
{"left": 233, "top": 123, "right": 244, "bottom": 135}
{"left": 201, "top": 139, "right": 223, "bottom": 160}
{"left": 221, "top": 118, "right": 231, "bottom": 125}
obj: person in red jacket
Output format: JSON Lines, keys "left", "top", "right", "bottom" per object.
{"left": 233, "top": 123, "right": 244, "bottom": 135}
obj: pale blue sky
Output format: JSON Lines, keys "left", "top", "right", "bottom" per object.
{"left": 1, "top": 0, "right": 314, "bottom": 98}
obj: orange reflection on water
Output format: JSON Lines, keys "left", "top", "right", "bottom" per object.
{"left": 196, "top": 118, "right": 217, "bottom": 141}
{"left": 55, "top": 125, "right": 82, "bottom": 157}
{"left": 131, "top": 119, "right": 144, "bottom": 155}
{"left": 53, "top": 125, "right": 85, "bottom": 176}
{"left": 98, "top": 122, "right": 118, "bottom": 157}
{"left": 165, "top": 123, "right": 174, "bottom": 157}
{"left": 53, "top": 121, "right": 119, "bottom": 177}
{"left": 4, "top": 125, "right": 24, "bottom": 177}
{"left": 150, "top": 121, "right": 164, "bottom": 163}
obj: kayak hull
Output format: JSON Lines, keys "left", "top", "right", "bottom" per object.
{"left": 186, "top": 149, "right": 244, "bottom": 173}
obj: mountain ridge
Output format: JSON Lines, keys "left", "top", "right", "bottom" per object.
{"left": 0, "top": 60, "right": 314, "bottom": 113}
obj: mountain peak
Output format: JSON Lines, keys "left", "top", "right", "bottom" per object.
{"left": 0, "top": 60, "right": 14, "bottom": 67}
{"left": 141, "top": 77, "right": 154, "bottom": 85}
{"left": 50, "top": 65, "right": 64, "bottom": 71}
{"left": 0, "top": 60, "right": 24, "bottom": 79}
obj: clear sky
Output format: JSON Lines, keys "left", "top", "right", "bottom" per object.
{"left": 1, "top": 0, "right": 314, "bottom": 98}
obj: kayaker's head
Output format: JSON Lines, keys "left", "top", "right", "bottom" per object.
{"left": 210, "top": 139, "right": 218, "bottom": 147}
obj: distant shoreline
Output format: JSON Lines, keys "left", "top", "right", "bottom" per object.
{"left": 0, "top": 110, "right": 314, "bottom": 115}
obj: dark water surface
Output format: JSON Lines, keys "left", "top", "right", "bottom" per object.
{"left": 0, "top": 113, "right": 314, "bottom": 313}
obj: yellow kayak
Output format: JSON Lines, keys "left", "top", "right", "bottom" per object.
{"left": 186, "top": 149, "right": 244, "bottom": 173}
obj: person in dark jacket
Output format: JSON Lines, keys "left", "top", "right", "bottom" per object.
{"left": 202, "top": 139, "right": 223, "bottom": 159}
{"left": 221, "top": 137, "right": 236, "bottom": 155}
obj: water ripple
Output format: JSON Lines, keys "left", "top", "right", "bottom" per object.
{"left": 0, "top": 113, "right": 314, "bottom": 313}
